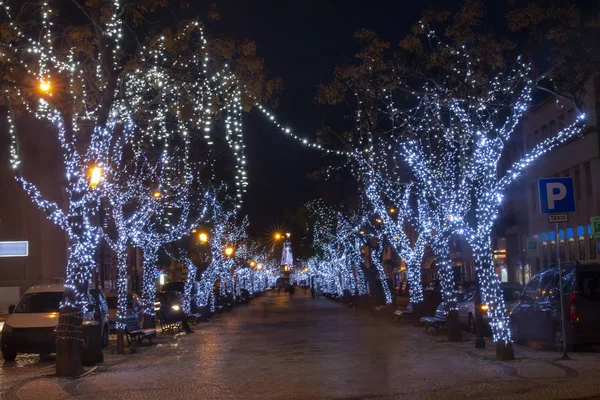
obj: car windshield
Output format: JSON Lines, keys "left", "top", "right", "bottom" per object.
{"left": 580, "top": 272, "right": 600, "bottom": 300}
{"left": 158, "top": 292, "right": 182, "bottom": 303}
{"left": 501, "top": 287, "right": 521, "bottom": 302}
{"left": 15, "top": 292, "right": 63, "bottom": 313}
{"left": 106, "top": 296, "right": 133, "bottom": 309}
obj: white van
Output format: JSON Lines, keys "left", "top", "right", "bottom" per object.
{"left": 0, "top": 284, "right": 95, "bottom": 361}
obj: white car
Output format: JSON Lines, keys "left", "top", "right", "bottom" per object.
{"left": 457, "top": 282, "right": 522, "bottom": 333}
{"left": 0, "top": 284, "right": 96, "bottom": 361}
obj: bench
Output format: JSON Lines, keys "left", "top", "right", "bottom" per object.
{"left": 156, "top": 312, "right": 183, "bottom": 333}
{"left": 187, "top": 313, "right": 202, "bottom": 325}
{"left": 125, "top": 315, "right": 156, "bottom": 345}
{"left": 420, "top": 303, "right": 448, "bottom": 334}
{"left": 394, "top": 303, "right": 413, "bottom": 321}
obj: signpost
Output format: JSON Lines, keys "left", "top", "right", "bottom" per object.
{"left": 526, "top": 238, "right": 540, "bottom": 257}
{"left": 539, "top": 178, "right": 575, "bottom": 360}
{"left": 591, "top": 216, "right": 600, "bottom": 239}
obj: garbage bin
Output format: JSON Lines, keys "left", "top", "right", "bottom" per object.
{"left": 82, "top": 320, "right": 103, "bottom": 365}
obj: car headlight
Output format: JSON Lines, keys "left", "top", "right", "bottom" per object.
{"left": 2, "top": 324, "right": 13, "bottom": 333}
{"left": 171, "top": 305, "right": 180, "bottom": 311}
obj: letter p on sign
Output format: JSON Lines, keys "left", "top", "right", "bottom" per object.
{"left": 538, "top": 178, "right": 576, "bottom": 214}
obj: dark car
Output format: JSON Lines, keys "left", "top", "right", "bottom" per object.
{"left": 510, "top": 261, "right": 600, "bottom": 351}
{"left": 106, "top": 293, "right": 142, "bottom": 331}
{"left": 457, "top": 282, "right": 522, "bottom": 333}
{"left": 155, "top": 291, "right": 186, "bottom": 322}
{"left": 162, "top": 281, "right": 201, "bottom": 313}
{"left": 89, "top": 287, "right": 110, "bottom": 348}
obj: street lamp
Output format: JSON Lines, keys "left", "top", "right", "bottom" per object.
{"left": 249, "top": 261, "right": 256, "bottom": 268}
{"left": 224, "top": 246, "right": 234, "bottom": 257}
{"left": 153, "top": 191, "right": 161, "bottom": 199}
{"left": 389, "top": 207, "right": 396, "bottom": 214}
{"left": 39, "top": 80, "right": 51, "bottom": 93}
{"left": 359, "top": 230, "right": 365, "bottom": 235}
{"left": 89, "top": 165, "right": 102, "bottom": 188}
{"left": 257, "top": 264, "right": 263, "bottom": 270}
{"left": 199, "top": 232, "right": 209, "bottom": 244}
{"left": 286, "top": 232, "right": 291, "bottom": 238}
{"left": 274, "top": 233, "right": 282, "bottom": 241}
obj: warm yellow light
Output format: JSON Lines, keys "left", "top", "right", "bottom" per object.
{"left": 257, "top": 264, "right": 263, "bottom": 270}
{"left": 376, "top": 218, "right": 382, "bottom": 223}
{"left": 225, "top": 246, "right": 234, "bottom": 256}
{"left": 199, "top": 232, "right": 208, "bottom": 243}
{"left": 192, "top": 229, "right": 197, "bottom": 233}
{"left": 389, "top": 208, "right": 396, "bottom": 213}
{"left": 274, "top": 233, "right": 282, "bottom": 240}
{"left": 89, "top": 166, "right": 102, "bottom": 187}
{"left": 481, "top": 304, "right": 489, "bottom": 312}
{"left": 286, "top": 232, "right": 291, "bottom": 238}
{"left": 39, "top": 80, "right": 51, "bottom": 93}
{"left": 359, "top": 230, "right": 365, "bottom": 235}
{"left": 153, "top": 191, "right": 161, "bottom": 199}
{"left": 249, "top": 261, "right": 256, "bottom": 267}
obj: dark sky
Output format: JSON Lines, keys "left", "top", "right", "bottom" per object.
{"left": 202, "top": 0, "right": 474, "bottom": 230}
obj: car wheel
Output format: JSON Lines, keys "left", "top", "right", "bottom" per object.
{"left": 2, "top": 349, "right": 17, "bottom": 361}
{"left": 102, "top": 325, "right": 109, "bottom": 348}
{"left": 468, "top": 315, "right": 476, "bottom": 334}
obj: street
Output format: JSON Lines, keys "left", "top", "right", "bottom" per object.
{"left": 3, "top": 290, "right": 600, "bottom": 399}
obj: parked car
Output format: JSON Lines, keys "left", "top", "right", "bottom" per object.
{"left": 510, "top": 262, "right": 600, "bottom": 351}
{"left": 155, "top": 291, "right": 186, "bottom": 322}
{"left": 457, "top": 282, "right": 522, "bottom": 333}
{"left": 106, "top": 293, "right": 142, "bottom": 331}
{"left": 162, "top": 281, "right": 201, "bottom": 313}
{"left": 0, "top": 284, "right": 96, "bottom": 361}
{"left": 89, "top": 287, "right": 110, "bottom": 347}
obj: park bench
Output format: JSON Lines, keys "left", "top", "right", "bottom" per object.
{"left": 125, "top": 314, "right": 156, "bottom": 345}
{"left": 420, "top": 303, "right": 448, "bottom": 334}
{"left": 187, "top": 312, "right": 202, "bottom": 325}
{"left": 394, "top": 302, "right": 413, "bottom": 321}
{"left": 156, "top": 311, "right": 183, "bottom": 333}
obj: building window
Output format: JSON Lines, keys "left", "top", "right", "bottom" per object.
{"left": 530, "top": 183, "right": 537, "bottom": 211}
{"left": 574, "top": 166, "right": 581, "bottom": 201}
{"left": 533, "top": 129, "right": 540, "bottom": 147}
{"left": 541, "top": 125, "right": 548, "bottom": 141}
{"left": 525, "top": 134, "right": 533, "bottom": 152}
{"left": 585, "top": 162, "right": 592, "bottom": 197}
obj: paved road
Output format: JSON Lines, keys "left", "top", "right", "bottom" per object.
{"left": 4, "top": 290, "right": 600, "bottom": 399}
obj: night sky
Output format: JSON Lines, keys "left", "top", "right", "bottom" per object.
{"left": 201, "top": 0, "right": 501, "bottom": 231}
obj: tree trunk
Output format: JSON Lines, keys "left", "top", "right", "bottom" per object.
{"left": 473, "top": 246, "right": 514, "bottom": 360}
{"left": 116, "top": 250, "right": 128, "bottom": 355}
{"left": 141, "top": 246, "right": 158, "bottom": 328}
{"left": 434, "top": 240, "right": 461, "bottom": 342}
{"left": 55, "top": 304, "right": 84, "bottom": 377}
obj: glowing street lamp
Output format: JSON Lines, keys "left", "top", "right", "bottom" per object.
{"left": 153, "top": 191, "right": 161, "bottom": 199}
{"left": 89, "top": 166, "right": 102, "bottom": 188}
{"left": 224, "top": 246, "right": 234, "bottom": 257}
{"left": 274, "top": 233, "right": 282, "bottom": 241}
{"left": 359, "top": 230, "right": 365, "bottom": 235}
{"left": 389, "top": 207, "right": 396, "bottom": 214}
{"left": 249, "top": 261, "right": 256, "bottom": 268}
{"left": 257, "top": 264, "right": 263, "bottom": 270}
{"left": 199, "top": 232, "right": 209, "bottom": 244}
{"left": 39, "top": 80, "right": 51, "bottom": 93}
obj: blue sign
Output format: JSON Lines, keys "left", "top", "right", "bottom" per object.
{"left": 538, "top": 178, "right": 576, "bottom": 214}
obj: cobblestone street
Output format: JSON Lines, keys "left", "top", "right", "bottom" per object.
{"left": 3, "top": 291, "right": 600, "bottom": 399}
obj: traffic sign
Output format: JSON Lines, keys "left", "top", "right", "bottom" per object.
{"left": 591, "top": 217, "right": 600, "bottom": 239}
{"left": 526, "top": 238, "right": 540, "bottom": 257}
{"left": 549, "top": 214, "right": 569, "bottom": 223}
{"left": 538, "top": 178, "right": 576, "bottom": 214}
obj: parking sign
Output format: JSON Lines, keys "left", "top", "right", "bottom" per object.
{"left": 538, "top": 178, "right": 576, "bottom": 215}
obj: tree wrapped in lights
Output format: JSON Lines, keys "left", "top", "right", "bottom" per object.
{"left": 393, "top": 32, "right": 586, "bottom": 358}
{"left": 0, "top": 0, "right": 140, "bottom": 376}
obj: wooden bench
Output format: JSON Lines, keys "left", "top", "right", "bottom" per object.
{"left": 125, "top": 315, "right": 156, "bottom": 345}
{"left": 394, "top": 302, "right": 413, "bottom": 321}
{"left": 187, "top": 313, "right": 201, "bottom": 325}
{"left": 420, "top": 303, "right": 448, "bottom": 333}
{"left": 156, "top": 312, "right": 183, "bottom": 333}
